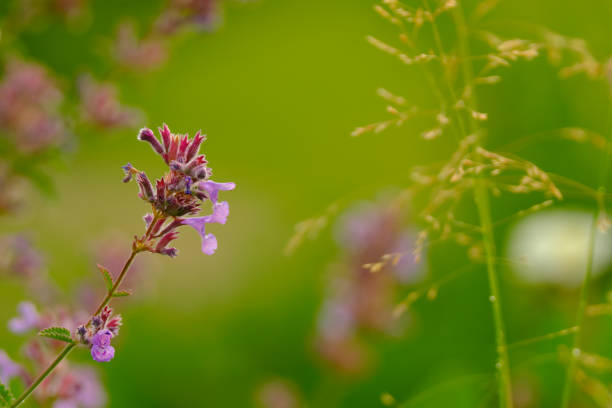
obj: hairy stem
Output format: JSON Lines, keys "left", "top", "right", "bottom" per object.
{"left": 9, "top": 343, "right": 76, "bottom": 408}
{"left": 474, "top": 179, "right": 514, "bottom": 408}
{"left": 9, "top": 213, "right": 159, "bottom": 407}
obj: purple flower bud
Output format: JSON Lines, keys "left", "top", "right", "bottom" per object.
{"left": 138, "top": 128, "right": 164, "bottom": 156}
{"left": 156, "top": 231, "right": 179, "bottom": 253}
{"left": 143, "top": 213, "right": 154, "bottom": 227}
{"left": 92, "top": 316, "right": 103, "bottom": 328}
{"left": 185, "top": 176, "right": 192, "bottom": 194}
{"left": 136, "top": 172, "right": 155, "bottom": 202}
{"left": 156, "top": 179, "right": 166, "bottom": 207}
{"left": 191, "top": 164, "right": 211, "bottom": 180}
{"left": 197, "top": 180, "right": 236, "bottom": 204}
{"left": 160, "top": 247, "right": 178, "bottom": 257}
{"left": 169, "top": 161, "right": 183, "bottom": 171}
{"left": 92, "top": 329, "right": 113, "bottom": 348}
{"left": 91, "top": 345, "right": 115, "bottom": 363}
{"left": 121, "top": 163, "right": 134, "bottom": 183}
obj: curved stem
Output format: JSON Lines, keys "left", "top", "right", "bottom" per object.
{"left": 91, "top": 251, "right": 137, "bottom": 318}
{"left": 474, "top": 179, "right": 514, "bottom": 408}
{"left": 10, "top": 344, "right": 76, "bottom": 407}
{"left": 9, "top": 213, "right": 159, "bottom": 407}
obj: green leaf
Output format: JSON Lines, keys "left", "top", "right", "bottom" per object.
{"left": 97, "top": 264, "right": 114, "bottom": 291}
{"left": 112, "top": 290, "right": 132, "bottom": 297}
{"left": 38, "top": 326, "right": 73, "bottom": 343}
{"left": 0, "top": 381, "right": 14, "bottom": 406}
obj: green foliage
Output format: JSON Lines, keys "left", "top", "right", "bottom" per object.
{"left": 97, "top": 264, "right": 114, "bottom": 292}
{"left": 0, "top": 382, "right": 14, "bottom": 406}
{"left": 113, "top": 290, "right": 132, "bottom": 297}
{"left": 38, "top": 326, "right": 73, "bottom": 343}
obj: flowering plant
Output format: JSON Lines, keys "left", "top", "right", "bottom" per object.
{"left": 0, "top": 125, "right": 234, "bottom": 407}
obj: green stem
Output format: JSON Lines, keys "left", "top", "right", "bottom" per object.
{"left": 10, "top": 344, "right": 76, "bottom": 408}
{"left": 9, "top": 213, "right": 157, "bottom": 407}
{"left": 474, "top": 179, "right": 514, "bottom": 408}
{"left": 91, "top": 251, "right": 137, "bottom": 318}
{"left": 560, "top": 109, "right": 611, "bottom": 407}
{"left": 559, "top": 212, "right": 598, "bottom": 408}
{"left": 450, "top": 4, "right": 514, "bottom": 406}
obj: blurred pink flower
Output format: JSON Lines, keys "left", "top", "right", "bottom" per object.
{"left": 114, "top": 22, "right": 167, "bottom": 71}
{"left": 155, "top": 0, "right": 222, "bottom": 35}
{"left": 78, "top": 74, "right": 142, "bottom": 129}
{"left": 53, "top": 366, "right": 106, "bottom": 408}
{"left": 0, "top": 58, "right": 67, "bottom": 153}
{"left": 255, "top": 379, "right": 303, "bottom": 408}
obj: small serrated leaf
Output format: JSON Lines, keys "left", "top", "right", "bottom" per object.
{"left": 39, "top": 326, "right": 73, "bottom": 343}
{"left": 97, "top": 264, "right": 113, "bottom": 291}
{"left": 112, "top": 290, "right": 132, "bottom": 297}
{"left": 0, "top": 381, "right": 14, "bottom": 405}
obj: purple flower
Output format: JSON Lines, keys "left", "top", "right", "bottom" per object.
{"left": 197, "top": 180, "right": 235, "bottom": 204}
{"left": 201, "top": 234, "right": 218, "bottom": 255}
{"left": 90, "top": 329, "right": 115, "bottom": 362}
{"left": 127, "top": 125, "right": 235, "bottom": 257}
{"left": 8, "top": 301, "right": 40, "bottom": 334}
{"left": 0, "top": 350, "right": 22, "bottom": 384}
{"left": 182, "top": 217, "right": 219, "bottom": 255}
{"left": 91, "top": 345, "right": 115, "bottom": 363}
{"left": 182, "top": 201, "right": 229, "bottom": 254}
{"left": 91, "top": 329, "right": 113, "bottom": 347}
{"left": 207, "top": 201, "right": 229, "bottom": 224}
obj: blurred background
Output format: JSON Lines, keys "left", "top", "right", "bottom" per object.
{"left": 1, "top": 0, "right": 612, "bottom": 407}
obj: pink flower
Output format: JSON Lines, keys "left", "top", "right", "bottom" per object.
{"left": 78, "top": 74, "right": 142, "bottom": 129}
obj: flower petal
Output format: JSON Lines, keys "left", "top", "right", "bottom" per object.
{"left": 198, "top": 180, "right": 235, "bottom": 204}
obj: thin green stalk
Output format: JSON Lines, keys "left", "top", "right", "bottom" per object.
{"left": 559, "top": 213, "right": 598, "bottom": 407}
{"left": 449, "top": 3, "right": 514, "bottom": 406}
{"left": 10, "top": 343, "right": 76, "bottom": 407}
{"left": 9, "top": 213, "right": 157, "bottom": 407}
{"left": 474, "top": 179, "right": 514, "bottom": 408}
{"left": 560, "top": 101, "right": 612, "bottom": 407}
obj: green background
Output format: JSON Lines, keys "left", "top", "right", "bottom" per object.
{"left": 2, "top": 0, "right": 612, "bottom": 406}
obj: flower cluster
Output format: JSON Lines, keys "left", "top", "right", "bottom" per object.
{"left": 76, "top": 306, "right": 122, "bottom": 363}
{"left": 0, "top": 58, "right": 67, "bottom": 153}
{"left": 124, "top": 124, "right": 235, "bottom": 256}
{"left": 2, "top": 302, "right": 108, "bottom": 406}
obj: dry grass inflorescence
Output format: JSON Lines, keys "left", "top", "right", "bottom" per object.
{"left": 290, "top": 0, "right": 612, "bottom": 406}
